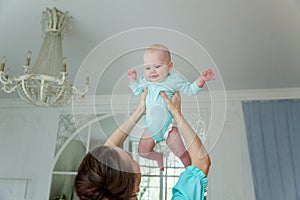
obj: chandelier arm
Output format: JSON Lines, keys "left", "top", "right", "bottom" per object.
{"left": 0, "top": 71, "right": 10, "bottom": 84}
{"left": 52, "top": 84, "right": 66, "bottom": 102}
{"left": 57, "top": 72, "right": 66, "bottom": 85}
{"left": 18, "top": 79, "right": 32, "bottom": 101}
{"left": 40, "top": 79, "right": 45, "bottom": 104}
{"left": 23, "top": 65, "right": 30, "bottom": 74}
{"left": 20, "top": 79, "right": 33, "bottom": 101}
{"left": 0, "top": 72, "right": 7, "bottom": 84}
{"left": 0, "top": 72, "right": 18, "bottom": 93}
{"left": 1, "top": 84, "right": 17, "bottom": 93}
{"left": 73, "top": 85, "right": 89, "bottom": 97}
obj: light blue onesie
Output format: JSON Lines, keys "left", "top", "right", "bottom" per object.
{"left": 129, "top": 72, "right": 201, "bottom": 143}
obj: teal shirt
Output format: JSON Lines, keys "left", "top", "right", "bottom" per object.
{"left": 172, "top": 166, "right": 208, "bottom": 200}
{"left": 129, "top": 72, "right": 201, "bottom": 142}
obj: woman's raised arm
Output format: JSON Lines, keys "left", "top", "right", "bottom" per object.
{"left": 104, "top": 87, "right": 148, "bottom": 147}
{"left": 160, "top": 91, "right": 211, "bottom": 176}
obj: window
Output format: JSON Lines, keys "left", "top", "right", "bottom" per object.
{"left": 130, "top": 111, "right": 207, "bottom": 200}
{"left": 49, "top": 111, "right": 206, "bottom": 200}
{"left": 49, "top": 114, "right": 118, "bottom": 200}
{"left": 131, "top": 140, "right": 186, "bottom": 200}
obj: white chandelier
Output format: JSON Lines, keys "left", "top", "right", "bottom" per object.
{"left": 0, "top": 7, "right": 88, "bottom": 107}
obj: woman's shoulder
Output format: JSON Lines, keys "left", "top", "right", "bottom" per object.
{"left": 171, "top": 166, "right": 208, "bottom": 200}
{"left": 182, "top": 166, "right": 207, "bottom": 178}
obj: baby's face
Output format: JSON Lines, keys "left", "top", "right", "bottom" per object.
{"left": 143, "top": 51, "right": 172, "bottom": 82}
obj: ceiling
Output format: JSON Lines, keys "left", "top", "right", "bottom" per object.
{"left": 0, "top": 0, "right": 300, "bottom": 99}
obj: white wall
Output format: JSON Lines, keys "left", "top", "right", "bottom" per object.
{"left": 0, "top": 104, "right": 59, "bottom": 200}
{"left": 0, "top": 88, "right": 299, "bottom": 200}
{"left": 208, "top": 101, "right": 255, "bottom": 200}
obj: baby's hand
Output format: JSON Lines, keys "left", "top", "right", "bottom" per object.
{"left": 127, "top": 69, "right": 137, "bottom": 84}
{"left": 201, "top": 68, "right": 215, "bottom": 82}
{"left": 197, "top": 68, "right": 215, "bottom": 87}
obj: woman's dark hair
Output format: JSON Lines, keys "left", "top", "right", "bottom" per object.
{"left": 74, "top": 146, "right": 136, "bottom": 200}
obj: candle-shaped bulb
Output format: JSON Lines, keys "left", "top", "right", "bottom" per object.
{"left": 26, "top": 50, "right": 32, "bottom": 66}
{"left": 27, "top": 50, "right": 32, "bottom": 59}
{"left": 86, "top": 72, "right": 89, "bottom": 85}
{"left": 0, "top": 56, "right": 6, "bottom": 71}
{"left": 62, "top": 57, "right": 67, "bottom": 72}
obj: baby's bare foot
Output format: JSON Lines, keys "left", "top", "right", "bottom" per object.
{"left": 157, "top": 153, "right": 164, "bottom": 171}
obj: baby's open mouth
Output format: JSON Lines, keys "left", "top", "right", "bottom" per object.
{"left": 151, "top": 75, "right": 159, "bottom": 79}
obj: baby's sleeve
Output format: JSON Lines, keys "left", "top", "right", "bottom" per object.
{"left": 172, "top": 166, "right": 208, "bottom": 200}
{"left": 128, "top": 79, "right": 146, "bottom": 96}
{"left": 175, "top": 74, "right": 201, "bottom": 96}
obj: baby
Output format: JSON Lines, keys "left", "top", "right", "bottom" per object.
{"left": 127, "top": 44, "right": 215, "bottom": 170}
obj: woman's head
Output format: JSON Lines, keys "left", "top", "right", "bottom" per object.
{"left": 74, "top": 146, "right": 141, "bottom": 200}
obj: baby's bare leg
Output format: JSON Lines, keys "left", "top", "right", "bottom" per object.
{"left": 166, "top": 127, "right": 191, "bottom": 167}
{"left": 138, "top": 129, "right": 164, "bottom": 171}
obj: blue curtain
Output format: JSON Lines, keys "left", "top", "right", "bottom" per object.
{"left": 242, "top": 99, "right": 300, "bottom": 200}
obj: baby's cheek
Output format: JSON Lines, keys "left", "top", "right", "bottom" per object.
{"left": 144, "top": 74, "right": 151, "bottom": 81}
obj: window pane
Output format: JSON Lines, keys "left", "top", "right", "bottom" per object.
{"left": 49, "top": 174, "right": 79, "bottom": 200}
{"left": 131, "top": 141, "right": 185, "bottom": 200}
{"left": 54, "top": 135, "right": 86, "bottom": 172}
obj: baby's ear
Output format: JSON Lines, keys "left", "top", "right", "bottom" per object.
{"left": 168, "top": 62, "right": 173, "bottom": 71}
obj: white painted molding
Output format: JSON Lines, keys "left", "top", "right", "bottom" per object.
{"left": 0, "top": 87, "right": 299, "bottom": 111}
{"left": 225, "top": 87, "right": 300, "bottom": 101}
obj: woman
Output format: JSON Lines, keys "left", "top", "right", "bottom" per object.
{"left": 74, "top": 88, "right": 211, "bottom": 200}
